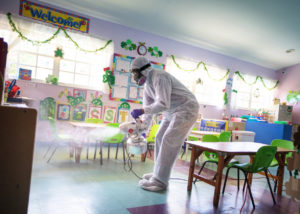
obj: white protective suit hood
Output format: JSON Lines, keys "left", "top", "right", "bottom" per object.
{"left": 131, "top": 56, "right": 153, "bottom": 77}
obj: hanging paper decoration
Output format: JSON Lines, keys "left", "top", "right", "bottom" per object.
{"left": 234, "top": 71, "right": 279, "bottom": 90}
{"left": 223, "top": 92, "right": 228, "bottom": 105}
{"left": 147, "top": 46, "right": 163, "bottom": 58}
{"left": 54, "top": 47, "right": 63, "bottom": 58}
{"left": 171, "top": 55, "right": 278, "bottom": 90}
{"left": 102, "top": 67, "right": 115, "bottom": 89}
{"left": 171, "top": 55, "right": 229, "bottom": 81}
{"left": 287, "top": 91, "right": 300, "bottom": 104}
{"left": 120, "top": 39, "right": 137, "bottom": 51}
{"left": 7, "top": 13, "right": 112, "bottom": 52}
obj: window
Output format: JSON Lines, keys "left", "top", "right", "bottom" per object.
{"left": 166, "top": 56, "right": 227, "bottom": 106}
{"left": 0, "top": 13, "right": 113, "bottom": 91}
{"left": 231, "top": 73, "right": 276, "bottom": 111}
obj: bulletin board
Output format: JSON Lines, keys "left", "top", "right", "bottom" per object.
{"left": 110, "top": 53, "right": 165, "bottom": 104}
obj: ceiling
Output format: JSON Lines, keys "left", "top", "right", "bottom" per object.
{"left": 40, "top": 0, "right": 300, "bottom": 70}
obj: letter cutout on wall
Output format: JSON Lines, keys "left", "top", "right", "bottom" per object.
{"left": 117, "top": 102, "right": 130, "bottom": 123}
{"left": 103, "top": 106, "right": 117, "bottom": 123}
{"left": 88, "top": 106, "right": 102, "bottom": 119}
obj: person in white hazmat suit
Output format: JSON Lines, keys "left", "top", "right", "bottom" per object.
{"left": 130, "top": 56, "right": 199, "bottom": 192}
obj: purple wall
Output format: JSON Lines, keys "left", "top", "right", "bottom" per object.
{"left": 1, "top": 0, "right": 279, "bottom": 119}
{"left": 276, "top": 64, "right": 300, "bottom": 124}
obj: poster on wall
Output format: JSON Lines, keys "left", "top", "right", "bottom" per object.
{"left": 19, "top": 68, "right": 32, "bottom": 80}
{"left": 19, "top": 0, "right": 90, "bottom": 33}
{"left": 72, "top": 103, "right": 88, "bottom": 121}
{"left": 103, "top": 106, "right": 117, "bottom": 123}
{"left": 56, "top": 104, "right": 71, "bottom": 121}
{"left": 88, "top": 106, "right": 102, "bottom": 119}
{"left": 39, "top": 97, "right": 56, "bottom": 120}
{"left": 117, "top": 102, "right": 131, "bottom": 123}
{"left": 110, "top": 53, "right": 165, "bottom": 104}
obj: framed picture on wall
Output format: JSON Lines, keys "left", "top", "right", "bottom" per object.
{"left": 110, "top": 53, "right": 165, "bottom": 104}
{"left": 56, "top": 104, "right": 71, "bottom": 121}
{"left": 88, "top": 105, "right": 102, "bottom": 119}
{"left": 117, "top": 102, "right": 131, "bottom": 123}
{"left": 103, "top": 106, "right": 117, "bottom": 123}
{"left": 72, "top": 103, "right": 88, "bottom": 121}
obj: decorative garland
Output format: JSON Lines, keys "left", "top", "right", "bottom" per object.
{"left": 7, "top": 13, "right": 112, "bottom": 53}
{"left": 171, "top": 55, "right": 279, "bottom": 89}
{"left": 234, "top": 71, "right": 279, "bottom": 90}
{"left": 171, "top": 55, "right": 229, "bottom": 81}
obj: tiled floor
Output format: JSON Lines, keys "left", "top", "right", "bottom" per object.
{"left": 28, "top": 143, "right": 300, "bottom": 214}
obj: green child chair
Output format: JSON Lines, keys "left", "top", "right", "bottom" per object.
{"left": 269, "top": 139, "right": 294, "bottom": 192}
{"left": 222, "top": 146, "right": 277, "bottom": 209}
{"left": 218, "top": 131, "right": 231, "bottom": 142}
{"left": 94, "top": 123, "right": 126, "bottom": 165}
{"left": 44, "top": 117, "right": 73, "bottom": 163}
{"left": 85, "top": 118, "right": 104, "bottom": 159}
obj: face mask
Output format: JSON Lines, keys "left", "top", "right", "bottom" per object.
{"left": 131, "top": 63, "right": 151, "bottom": 86}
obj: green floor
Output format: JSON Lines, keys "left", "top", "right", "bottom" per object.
{"left": 28, "top": 143, "right": 298, "bottom": 214}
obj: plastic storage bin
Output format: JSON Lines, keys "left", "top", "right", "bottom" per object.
{"left": 231, "top": 130, "right": 256, "bottom": 163}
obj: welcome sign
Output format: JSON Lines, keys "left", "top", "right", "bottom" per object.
{"left": 19, "top": 0, "right": 90, "bottom": 33}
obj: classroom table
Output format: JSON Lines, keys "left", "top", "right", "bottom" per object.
{"left": 183, "top": 130, "right": 220, "bottom": 160}
{"left": 185, "top": 141, "right": 294, "bottom": 207}
{"left": 69, "top": 122, "right": 106, "bottom": 163}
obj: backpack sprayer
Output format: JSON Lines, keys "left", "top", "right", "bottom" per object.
{"left": 119, "top": 118, "right": 148, "bottom": 155}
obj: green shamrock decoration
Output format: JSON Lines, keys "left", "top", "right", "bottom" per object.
{"left": 54, "top": 47, "right": 63, "bottom": 58}
{"left": 103, "top": 68, "right": 115, "bottom": 89}
{"left": 148, "top": 46, "right": 163, "bottom": 58}
{"left": 121, "top": 39, "right": 137, "bottom": 51}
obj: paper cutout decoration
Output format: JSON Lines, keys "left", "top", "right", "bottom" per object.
{"left": 73, "top": 89, "right": 87, "bottom": 100}
{"left": 39, "top": 97, "right": 56, "bottom": 120}
{"left": 19, "top": 68, "right": 32, "bottom": 80}
{"left": 117, "top": 102, "right": 131, "bottom": 123}
{"left": 56, "top": 104, "right": 71, "bottom": 121}
{"left": 103, "top": 106, "right": 117, "bottom": 123}
{"left": 88, "top": 106, "right": 102, "bottom": 119}
{"left": 90, "top": 93, "right": 103, "bottom": 106}
{"left": 72, "top": 103, "right": 87, "bottom": 121}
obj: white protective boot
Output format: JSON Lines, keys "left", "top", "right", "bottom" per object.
{"left": 139, "top": 177, "right": 167, "bottom": 192}
{"left": 142, "top": 173, "right": 153, "bottom": 180}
